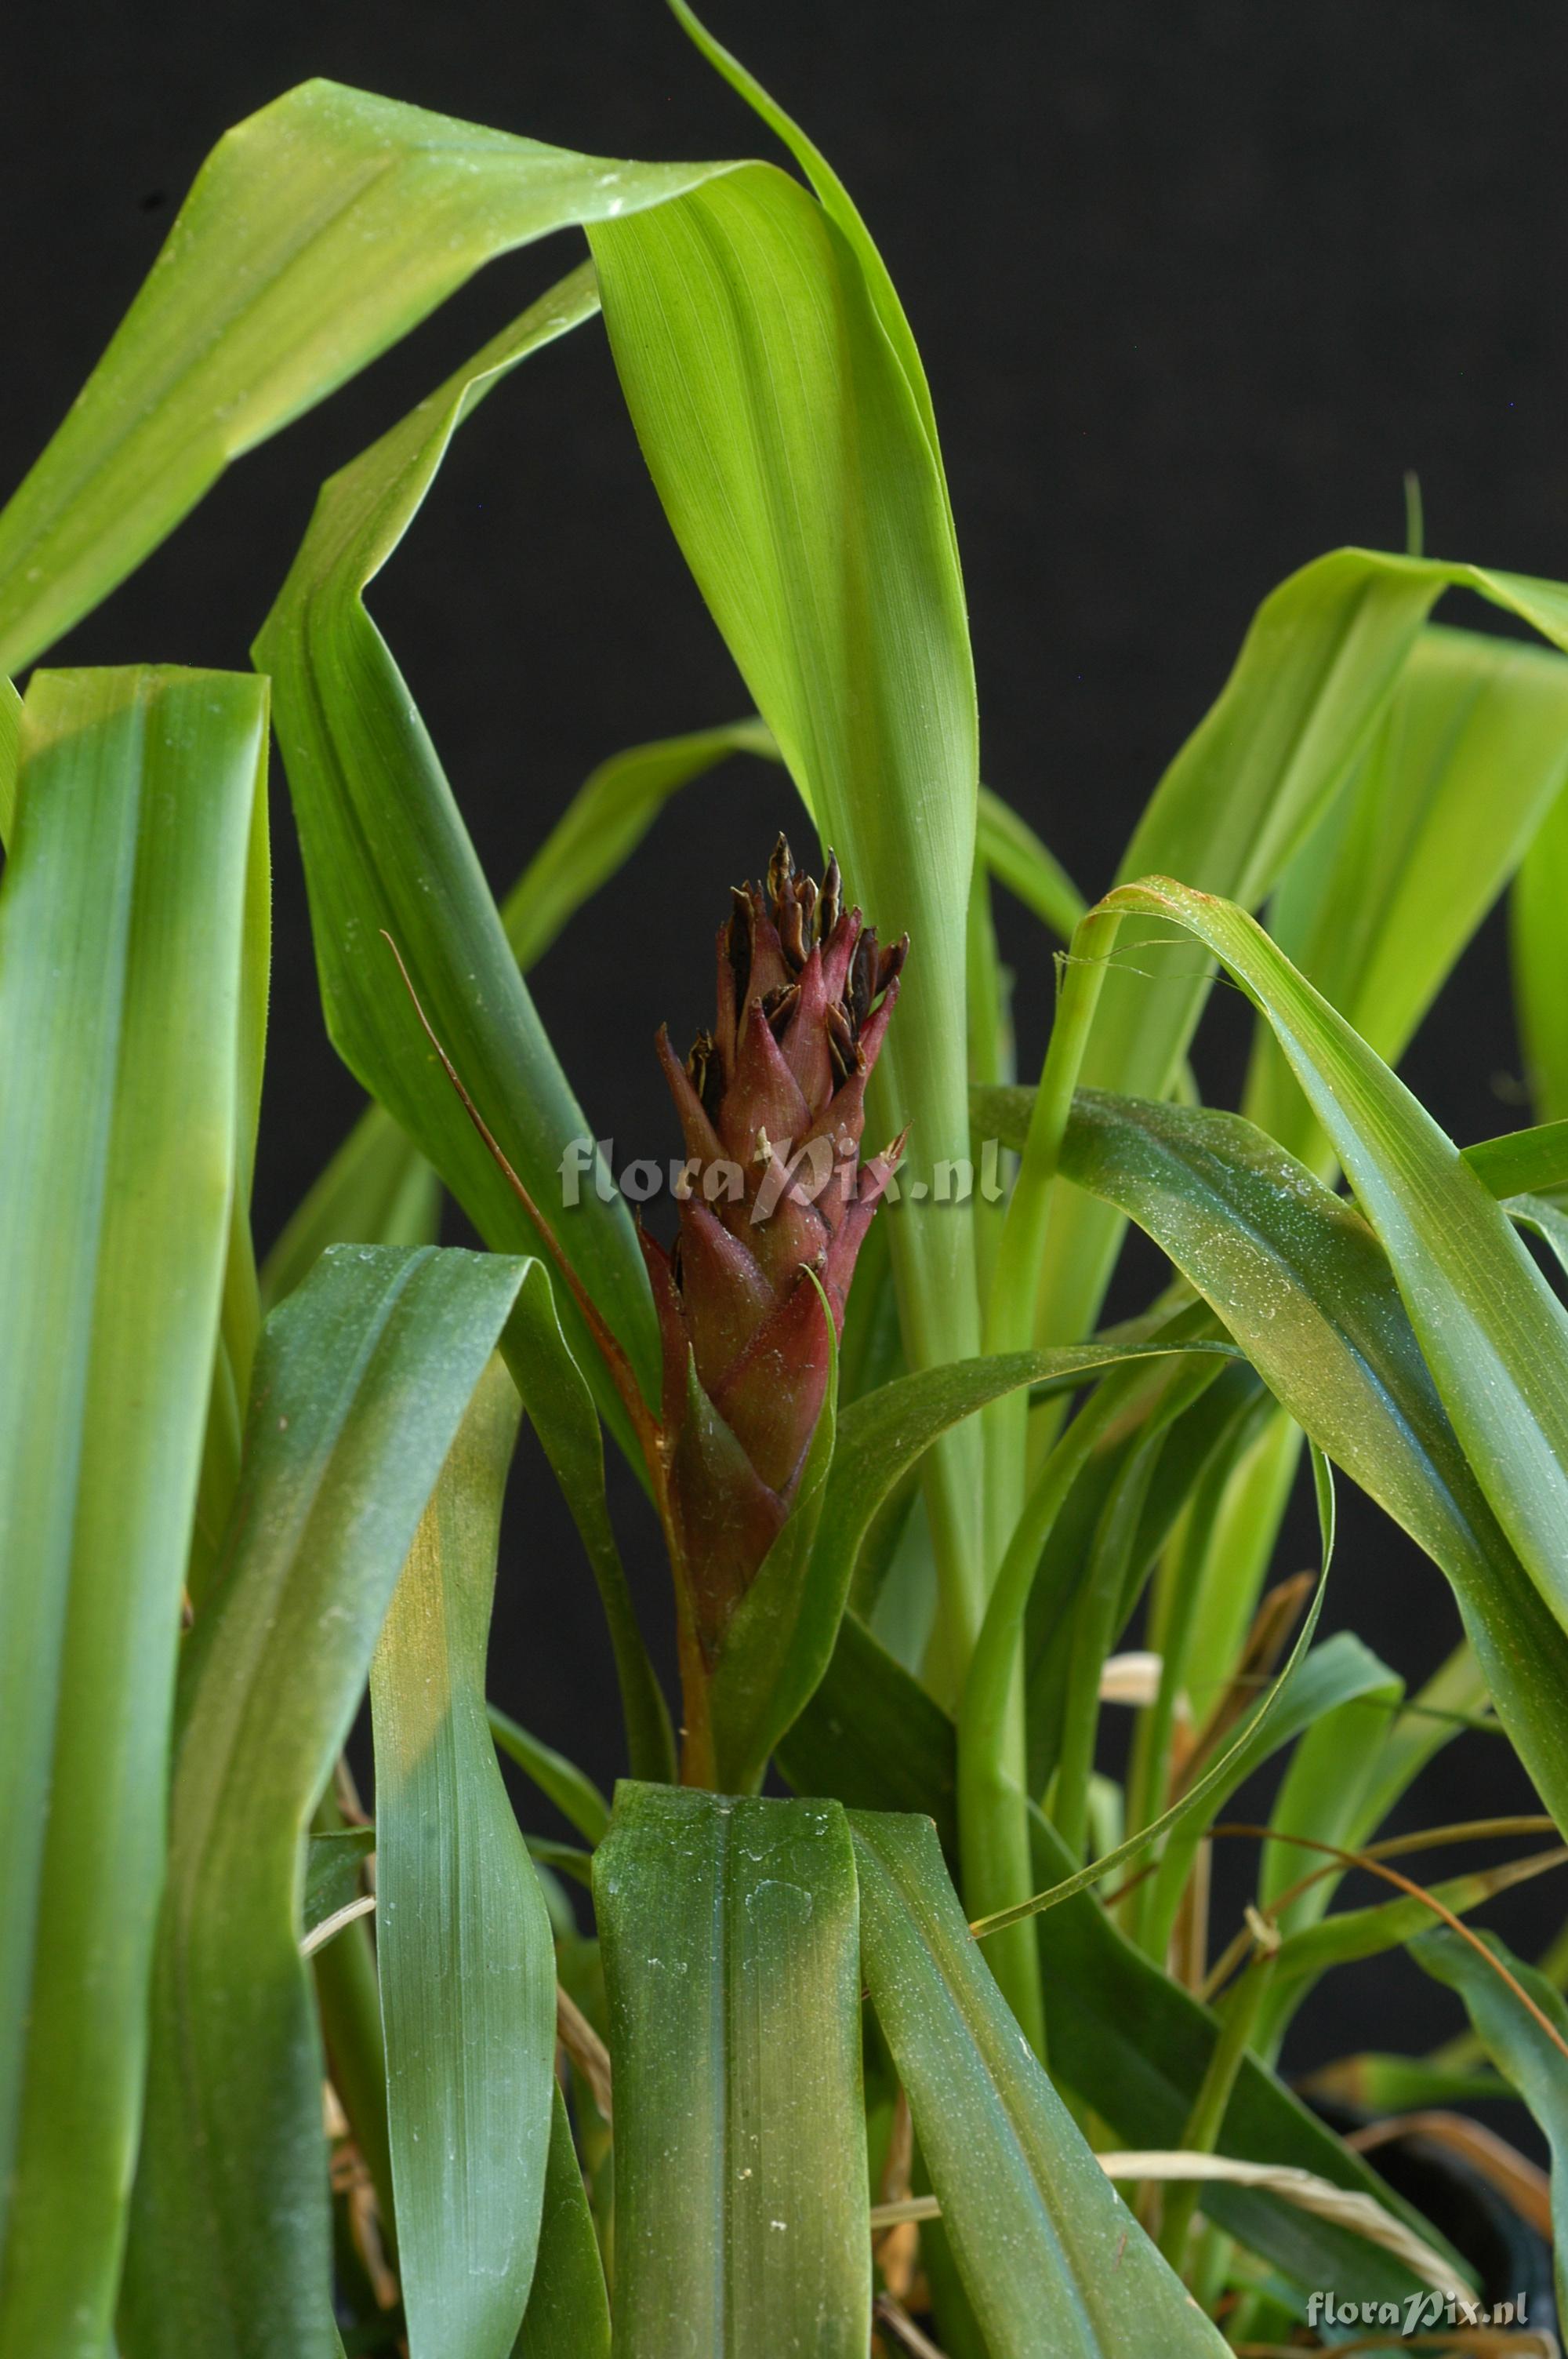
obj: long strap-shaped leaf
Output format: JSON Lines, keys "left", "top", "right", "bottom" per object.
{"left": 1247, "top": 622, "right": 1568, "bottom": 1165}
{"left": 593, "top": 1783, "right": 869, "bottom": 2356}
{"left": 370, "top": 1354, "right": 555, "bottom": 2359}
{"left": 980, "top": 1081, "right": 1568, "bottom": 1826}
{"left": 254, "top": 264, "right": 660, "bottom": 1434}
{"left": 851, "top": 1812, "right": 1227, "bottom": 2358}
{"left": 0, "top": 668, "right": 267, "bottom": 2358}
{"left": 1099, "top": 880, "right": 1568, "bottom": 1636}
{"left": 257, "top": 717, "right": 778, "bottom": 1313}
{"left": 189, "top": 716, "right": 272, "bottom": 1607}
{"left": 590, "top": 27, "right": 988, "bottom": 1662}
{"left": 780, "top": 1616, "right": 1443, "bottom": 2309}
{"left": 120, "top": 1242, "right": 528, "bottom": 2359}
{"left": 1033, "top": 550, "right": 1568, "bottom": 1354}
{"left": 0, "top": 85, "right": 746, "bottom": 672}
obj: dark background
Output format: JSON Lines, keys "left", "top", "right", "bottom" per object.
{"left": 8, "top": 0, "right": 1568, "bottom": 2081}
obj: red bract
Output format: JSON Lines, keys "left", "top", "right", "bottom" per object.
{"left": 641, "top": 836, "right": 905, "bottom": 1707}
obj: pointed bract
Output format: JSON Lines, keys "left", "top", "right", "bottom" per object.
{"left": 643, "top": 837, "right": 905, "bottom": 1714}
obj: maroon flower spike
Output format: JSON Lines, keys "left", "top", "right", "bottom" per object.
{"left": 641, "top": 835, "right": 906, "bottom": 1750}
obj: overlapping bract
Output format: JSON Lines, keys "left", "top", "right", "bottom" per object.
{"left": 641, "top": 838, "right": 904, "bottom": 1659}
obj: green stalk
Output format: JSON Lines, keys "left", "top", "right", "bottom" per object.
{"left": 966, "top": 863, "right": 1011, "bottom": 1400}
{"left": 1156, "top": 1946, "right": 1278, "bottom": 2276}
{"left": 957, "top": 1367, "right": 1145, "bottom": 2052}
{"left": 1051, "top": 1443, "right": 1162, "bottom": 1864}
{"left": 983, "top": 908, "right": 1123, "bottom": 1515}
{"left": 1123, "top": 1417, "right": 1265, "bottom": 1940}
{"left": 956, "top": 907, "right": 1126, "bottom": 2042}
{"left": 1165, "top": 1410, "right": 1302, "bottom": 1724}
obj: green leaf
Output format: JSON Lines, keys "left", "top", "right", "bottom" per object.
{"left": 260, "top": 715, "right": 782, "bottom": 1310}
{"left": 1116, "top": 1365, "right": 1271, "bottom": 1837}
{"left": 979, "top": 1081, "right": 1568, "bottom": 1829}
{"left": 975, "top": 1449, "right": 1334, "bottom": 1943}
{"left": 254, "top": 264, "right": 661, "bottom": 1441}
{"left": 960, "top": 1318, "right": 1236, "bottom": 2035}
{"left": 1463, "top": 1114, "right": 1568, "bottom": 1200}
{"left": 512, "top": 2085, "right": 610, "bottom": 2358}
{"left": 121, "top": 1242, "right": 528, "bottom": 2359}
{"left": 780, "top": 1616, "right": 1446, "bottom": 2308}
{"left": 0, "top": 667, "right": 267, "bottom": 2355}
{"left": 303, "top": 1828, "right": 376, "bottom": 1932}
{"left": 1260, "top": 1671, "right": 1403, "bottom": 1939}
{"left": 851, "top": 1812, "right": 1227, "bottom": 2357}
{"left": 1033, "top": 548, "right": 1568, "bottom": 1351}
{"left": 371, "top": 1355, "right": 556, "bottom": 2359}
{"left": 819, "top": 1343, "right": 1233, "bottom": 1652}
{"left": 983, "top": 1079, "right": 1568, "bottom": 1234}
{"left": 1508, "top": 1190, "right": 1568, "bottom": 1283}
{"left": 1247, "top": 623, "right": 1568, "bottom": 1165}
{"left": 188, "top": 730, "right": 273, "bottom": 1608}
{"left": 590, "top": 42, "right": 989, "bottom": 1658}
{"left": 0, "top": 83, "right": 737, "bottom": 673}
{"left": 487, "top": 1706, "right": 611, "bottom": 1848}
{"left": 1268, "top": 1848, "right": 1568, "bottom": 1994}
{"left": 1105, "top": 876, "right": 1568, "bottom": 1645}
{"left": 499, "top": 1260, "right": 673, "bottom": 1784}
{"left": 593, "top": 1783, "right": 869, "bottom": 2356}
{"left": 1348, "top": 1642, "right": 1493, "bottom": 1842}
{"left": 1513, "top": 767, "right": 1568, "bottom": 1121}
{"left": 1413, "top": 1926, "right": 1568, "bottom": 2322}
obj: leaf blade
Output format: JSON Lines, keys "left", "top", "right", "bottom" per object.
{"left": 590, "top": 138, "right": 988, "bottom": 1652}
{"left": 852, "top": 1811, "right": 1228, "bottom": 2358}
{"left": 0, "top": 84, "right": 737, "bottom": 671}
{"left": 593, "top": 1783, "right": 869, "bottom": 2357}
{"left": 371, "top": 1356, "right": 557, "bottom": 2359}
{"left": 1109, "top": 876, "right": 1568, "bottom": 1638}
{"left": 122, "top": 1243, "right": 528, "bottom": 2359}
{"left": 0, "top": 667, "right": 267, "bottom": 2354}
{"left": 781, "top": 1614, "right": 1449, "bottom": 2307}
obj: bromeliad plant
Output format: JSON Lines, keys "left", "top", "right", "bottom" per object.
{"left": 5, "top": 9, "right": 1568, "bottom": 2357}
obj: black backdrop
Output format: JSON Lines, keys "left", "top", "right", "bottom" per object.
{"left": 9, "top": 0, "right": 1568, "bottom": 2079}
